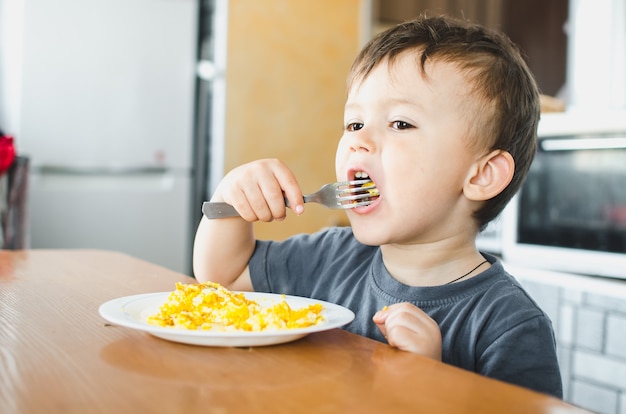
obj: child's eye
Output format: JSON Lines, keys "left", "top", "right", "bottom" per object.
{"left": 391, "top": 120, "right": 414, "bottom": 130}
{"left": 346, "top": 122, "right": 364, "bottom": 132}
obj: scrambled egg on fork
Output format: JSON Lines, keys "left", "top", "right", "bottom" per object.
{"left": 147, "top": 282, "right": 324, "bottom": 331}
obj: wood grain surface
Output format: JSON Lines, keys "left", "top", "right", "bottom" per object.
{"left": 0, "top": 250, "right": 591, "bottom": 413}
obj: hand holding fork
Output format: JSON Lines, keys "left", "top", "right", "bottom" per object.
{"left": 203, "top": 179, "right": 379, "bottom": 219}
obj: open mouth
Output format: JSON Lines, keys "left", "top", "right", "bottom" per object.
{"left": 343, "top": 171, "right": 380, "bottom": 207}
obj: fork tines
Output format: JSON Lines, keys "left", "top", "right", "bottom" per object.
{"left": 336, "top": 179, "right": 378, "bottom": 208}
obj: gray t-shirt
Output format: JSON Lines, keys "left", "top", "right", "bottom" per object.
{"left": 249, "top": 226, "right": 563, "bottom": 398}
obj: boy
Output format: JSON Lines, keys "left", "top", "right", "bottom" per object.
{"left": 193, "top": 15, "right": 562, "bottom": 398}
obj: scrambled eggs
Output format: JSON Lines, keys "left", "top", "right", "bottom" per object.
{"left": 361, "top": 181, "right": 379, "bottom": 197}
{"left": 147, "top": 282, "right": 324, "bottom": 331}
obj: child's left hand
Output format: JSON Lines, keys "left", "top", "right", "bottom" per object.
{"left": 373, "top": 303, "right": 442, "bottom": 360}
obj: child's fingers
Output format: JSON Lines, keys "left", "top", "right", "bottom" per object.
{"left": 373, "top": 303, "right": 442, "bottom": 359}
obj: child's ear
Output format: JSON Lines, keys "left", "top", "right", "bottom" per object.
{"left": 464, "top": 150, "right": 515, "bottom": 201}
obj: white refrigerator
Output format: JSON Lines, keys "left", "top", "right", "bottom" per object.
{"left": 6, "top": 0, "right": 206, "bottom": 274}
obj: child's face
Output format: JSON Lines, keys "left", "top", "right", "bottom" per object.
{"left": 336, "top": 51, "right": 485, "bottom": 246}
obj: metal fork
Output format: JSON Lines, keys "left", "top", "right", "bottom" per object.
{"left": 202, "top": 179, "right": 378, "bottom": 219}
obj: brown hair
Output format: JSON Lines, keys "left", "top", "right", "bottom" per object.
{"left": 349, "top": 15, "right": 539, "bottom": 231}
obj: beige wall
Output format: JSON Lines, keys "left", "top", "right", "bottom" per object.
{"left": 225, "top": 0, "right": 362, "bottom": 240}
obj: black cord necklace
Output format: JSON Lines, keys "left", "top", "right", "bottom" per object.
{"left": 446, "top": 260, "right": 489, "bottom": 285}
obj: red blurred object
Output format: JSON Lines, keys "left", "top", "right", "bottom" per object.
{"left": 0, "top": 134, "right": 16, "bottom": 175}
{"left": 0, "top": 131, "right": 26, "bottom": 249}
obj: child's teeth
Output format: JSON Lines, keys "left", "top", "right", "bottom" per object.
{"left": 355, "top": 171, "right": 369, "bottom": 179}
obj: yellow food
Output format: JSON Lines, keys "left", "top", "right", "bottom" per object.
{"left": 147, "top": 282, "right": 324, "bottom": 331}
{"left": 362, "top": 181, "right": 379, "bottom": 196}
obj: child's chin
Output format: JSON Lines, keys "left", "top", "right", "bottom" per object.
{"left": 350, "top": 227, "right": 384, "bottom": 247}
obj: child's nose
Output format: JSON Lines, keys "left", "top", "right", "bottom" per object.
{"left": 349, "top": 130, "right": 375, "bottom": 153}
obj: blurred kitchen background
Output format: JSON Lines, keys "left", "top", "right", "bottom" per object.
{"left": 1, "top": 1, "right": 626, "bottom": 412}
{"left": 0, "top": 0, "right": 623, "bottom": 266}
{"left": 0, "top": 0, "right": 365, "bottom": 275}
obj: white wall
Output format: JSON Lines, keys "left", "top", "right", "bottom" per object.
{"left": 567, "top": 0, "right": 626, "bottom": 110}
{"left": 0, "top": 0, "right": 24, "bottom": 138}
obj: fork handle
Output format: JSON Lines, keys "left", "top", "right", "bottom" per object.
{"left": 283, "top": 196, "right": 304, "bottom": 208}
{"left": 203, "top": 196, "right": 303, "bottom": 219}
{"left": 202, "top": 202, "right": 240, "bottom": 219}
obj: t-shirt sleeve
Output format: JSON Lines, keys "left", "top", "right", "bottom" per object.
{"left": 478, "top": 315, "right": 563, "bottom": 398}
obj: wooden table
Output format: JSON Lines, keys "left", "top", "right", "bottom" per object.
{"left": 0, "top": 250, "right": 591, "bottom": 413}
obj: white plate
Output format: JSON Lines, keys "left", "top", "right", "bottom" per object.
{"left": 99, "top": 291, "right": 355, "bottom": 347}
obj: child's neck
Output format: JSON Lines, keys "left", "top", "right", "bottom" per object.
{"left": 380, "top": 243, "right": 487, "bottom": 287}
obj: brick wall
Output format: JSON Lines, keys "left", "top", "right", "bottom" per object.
{"left": 509, "top": 265, "right": 626, "bottom": 414}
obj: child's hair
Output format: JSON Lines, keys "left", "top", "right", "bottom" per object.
{"left": 348, "top": 15, "right": 539, "bottom": 231}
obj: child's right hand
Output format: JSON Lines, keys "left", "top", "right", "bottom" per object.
{"left": 211, "top": 158, "right": 305, "bottom": 222}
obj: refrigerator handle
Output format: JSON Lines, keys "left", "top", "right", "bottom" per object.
{"left": 35, "top": 165, "right": 169, "bottom": 176}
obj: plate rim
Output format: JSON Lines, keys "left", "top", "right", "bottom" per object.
{"left": 98, "top": 290, "right": 355, "bottom": 345}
